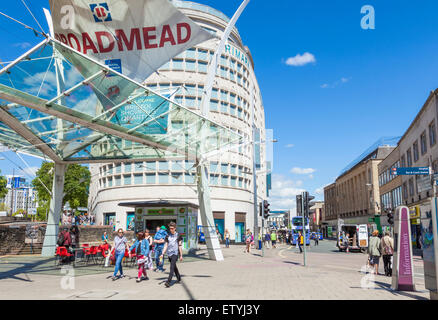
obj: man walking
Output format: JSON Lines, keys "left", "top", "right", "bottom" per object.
{"left": 160, "top": 222, "right": 183, "bottom": 287}
{"left": 271, "top": 231, "right": 277, "bottom": 249}
{"left": 297, "top": 231, "right": 303, "bottom": 253}
{"left": 264, "top": 232, "right": 271, "bottom": 249}
{"left": 153, "top": 226, "right": 167, "bottom": 272}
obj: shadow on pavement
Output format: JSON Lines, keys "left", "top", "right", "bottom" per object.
{"left": 281, "top": 261, "right": 301, "bottom": 266}
{"left": 0, "top": 257, "right": 55, "bottom": 282}
{"left": 373, "top": 281, "right": 428, "bottom": 300}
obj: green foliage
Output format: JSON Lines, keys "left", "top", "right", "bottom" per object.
{"left": 32, "top": 162, "right": 91, "bottom": 210}
{"left": 13, "top": 208, "right": 25, "bottom": 216}
{"left": 36, "top": 202, "right": 49, "bottom": 221}
{"left": 0, "top": 202, "right": 9, "bottom": 212}
{"left": 0, "top": 170, "right": 7, "bottom": 200}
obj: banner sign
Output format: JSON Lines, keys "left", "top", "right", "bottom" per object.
{"left": 49, "top": 0, "right": 213, "bottom": 83}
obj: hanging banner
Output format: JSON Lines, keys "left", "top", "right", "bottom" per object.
{"left": 49, "top": 0, "right": 213, "bottom": 83}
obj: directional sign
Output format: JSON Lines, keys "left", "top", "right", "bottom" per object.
{"left": 393, "top": 167, "right": 430, "bottom": 175}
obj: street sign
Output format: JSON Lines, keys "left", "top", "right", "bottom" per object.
{"left": 393, "top": 167, "right": 430, "bottom": 175}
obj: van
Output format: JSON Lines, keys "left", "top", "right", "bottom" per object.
{"left": 337, "top": 224, "right": 368, "bottom": 252}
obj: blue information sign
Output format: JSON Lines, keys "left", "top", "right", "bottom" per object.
{"left": 13, "top": 177, "right": 20, "bottom": 188}
{"left": 394, "top": 167, "right": 430, "bottom": 175}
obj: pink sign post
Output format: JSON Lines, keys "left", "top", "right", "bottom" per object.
{"left": 391, "top": 206, "right": 416, "bottom": 291}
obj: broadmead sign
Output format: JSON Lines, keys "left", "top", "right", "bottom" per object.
{"left": 49, "top": 0, "right": 213, "bottom": 83}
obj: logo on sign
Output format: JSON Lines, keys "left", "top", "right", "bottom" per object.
{"left": 90, "top": 3, "right": 112, "bottom": 22}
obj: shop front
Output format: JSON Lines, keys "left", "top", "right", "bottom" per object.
{"left": 118, "top": 200, "right": 199, "bottom": 253}
{"left": 410, "top": 205, "right": 422, "bottom": 249}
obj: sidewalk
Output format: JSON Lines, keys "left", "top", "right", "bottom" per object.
{"left": 0, "top": 242, "right": 430, "bottom": 300}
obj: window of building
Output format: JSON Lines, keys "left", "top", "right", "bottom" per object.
{"left": 108, "top": 177, "right": 113, "bottom": 187}
{"left": 210, "top": 175, "right": 219, "bottom": 185}
{"left": 407, "top": 149, "right": 412, "bottom": 166}
{"left": 220, "top": 66, "right": 227, "bottom": 78}
{"left": 413, "top": 141, "right": 419, "bottom": 162}
{"left": 124, "top": 163, "right": 131, "bottom": 173}
{"left": 421, "top": 131, "right": 427, "bottom": 155}
{"left": 186, "top": 48, "right": 196, "bottom": 59}
{"left": 210, "top": 100, "right": 218, "bottom": 111}
{"left": 134, "top": 162, "right": 143, "bottom": 172}
{"left": 198, "top": 49, "right": 208, "bottom": 60}
{"left": 221, "top": 175, "right": 229, "bottom": 186}
{"left": 221, "top": 163, "right": 228, "bottom": 174}
{"left": 230, "top": 165, "right": 237, "bottom": 175}
{"left": 429, "top": 121, "right": 436, "bottom": 147}
{"left": 198, "top": 61, "right": 207, "bottom": 73}
{"left": 158, "top": 173, "right": 169, "bottom": 184}
{"left": 220, "top": 102, "right": 228, "bottom": 114}
{"left": 185, "top": 97, "right": 196, "bottom": 108}
{"left": 144, "top": 161, "right": 156, "bottom": 171}
{"left": 171, "top": 173, "right": 183, "bottom": 184}
{"left": 146, "top": 173, "right": 155, "bottom": 184}
{"left": 173, "top": 59, "right": 183, "bottom": 70}
{"left": 158, "top": 161, "right": 169, "bottom": 171}
{"left": 134, "top": 174, "right": 143, "bottom": 185}
{"left": 211, "top": 88, "right": 218, "bottom": 99}
{"left": 184, "top": 173, "right": 195, "bottom": 184}
{"left": 124, "top": 174, "right": 131, "bottom": 185}
{"left": 408, "top": 178, "right": 414, "bottom": 196}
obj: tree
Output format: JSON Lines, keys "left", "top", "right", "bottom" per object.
{"left": 32, "top": 162, "right": 91, "bottom": 212}
{"left": 0, "top": 170, "right": 7, "bottom": 200}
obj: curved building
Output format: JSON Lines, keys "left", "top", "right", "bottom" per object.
{"left": 89, "top": 0, "right": 267, "bottom": 243}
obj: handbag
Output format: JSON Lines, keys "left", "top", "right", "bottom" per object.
{"left": 137, "top": 255, "right": 147, "bottom": 265}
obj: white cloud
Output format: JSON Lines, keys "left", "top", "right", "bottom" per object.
{"left": 13, "top": 42, "right": 32, "bottom": 50}
{"left": 290, "top": 167, "right": 316, "bottom": 175}
{"left": 23, "top": 70, "right": 57, "bottom": 96}
{"left": 315, "top": 187, "right": 324, "bottom": 195}
{"left": 285, "top": 144, "right": 295, "bottom": 148}
{"left": 285, "top": 52, "right": 316, "bottom": 67}
{"left": 321, "top": 77, "right": 351, "bottom": 89}
{"left": 268, "top": 174, "right": 305, "bottom": 211}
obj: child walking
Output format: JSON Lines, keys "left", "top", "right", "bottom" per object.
{"left": 129, "top": 231, "right": 150, "bottom": 283}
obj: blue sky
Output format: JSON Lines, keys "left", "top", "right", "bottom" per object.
{"left": 1, "top": 0, "right": 438, "bottom": 211}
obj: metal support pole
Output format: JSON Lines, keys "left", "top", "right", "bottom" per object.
{"left": 302, "top": 192, "right": 307, "bottom": 266}
{"left": 197, "top": 164, "right": 223, "bottom": 261}
{"left": 41, "top": 163, "right": 66, "bottom": 257}
{"left": 262, "top": 216, "right": 265, "bottom": 257}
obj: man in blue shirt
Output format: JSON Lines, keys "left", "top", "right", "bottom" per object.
{"left": 153, "top": 225, "right": 167, "bottom": 272}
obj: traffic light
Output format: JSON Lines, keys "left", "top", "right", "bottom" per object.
{"left": 296, "top": 195, "right": 302, "bottom": 216}
{"left": 387, "top": 209, "right": 394, "bottom": 225}
{"left": 303, "top": 191, "right": 315, "bottom": 218}
{"left": 259, "top": 202, "right": 263, "bottom": 217}
{"left": 263, "top": 200, "right": 270, "bottom": 219}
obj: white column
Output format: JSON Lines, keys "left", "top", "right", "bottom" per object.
{"left": 41, "top": 163, "right": 66, "bottom": 257}
{"left": 197, "top": 164, "right": 223, "bottom": 261}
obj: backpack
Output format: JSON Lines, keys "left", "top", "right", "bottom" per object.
{"left": 57, "top": 232, "right": 65, "bottom": 246}
{"left": 383, "top": 238, "right": 393, "bottom": 255}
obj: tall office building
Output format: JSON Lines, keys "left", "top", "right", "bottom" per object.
{"left": 89, "top": 1, "right": 267, "bottom": 243}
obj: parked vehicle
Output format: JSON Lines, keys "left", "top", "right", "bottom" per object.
{"left": 337, "top": 224, "right": 368, "bottom": 252}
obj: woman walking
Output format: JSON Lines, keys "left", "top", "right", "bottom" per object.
{"left": 129, "top": 231, "right": 150, "bottom": 282}
{"left": 368, "top": 230, "right": 382, "bottom": 275}
{"left": 111, "top": 228, "right": 130, "bottom": 281}
{"left": 224, "top": 229, "right": 230, "bottom": 248}
{"left": 244, "top": 229, "right": 252, "bottom": 253}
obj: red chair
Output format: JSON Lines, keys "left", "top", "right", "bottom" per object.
{"left": 55, "top": 246, "right": 73, "bottom": 266}
{"left": 89, "top": 246, "right": 99, "bottom": 264}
